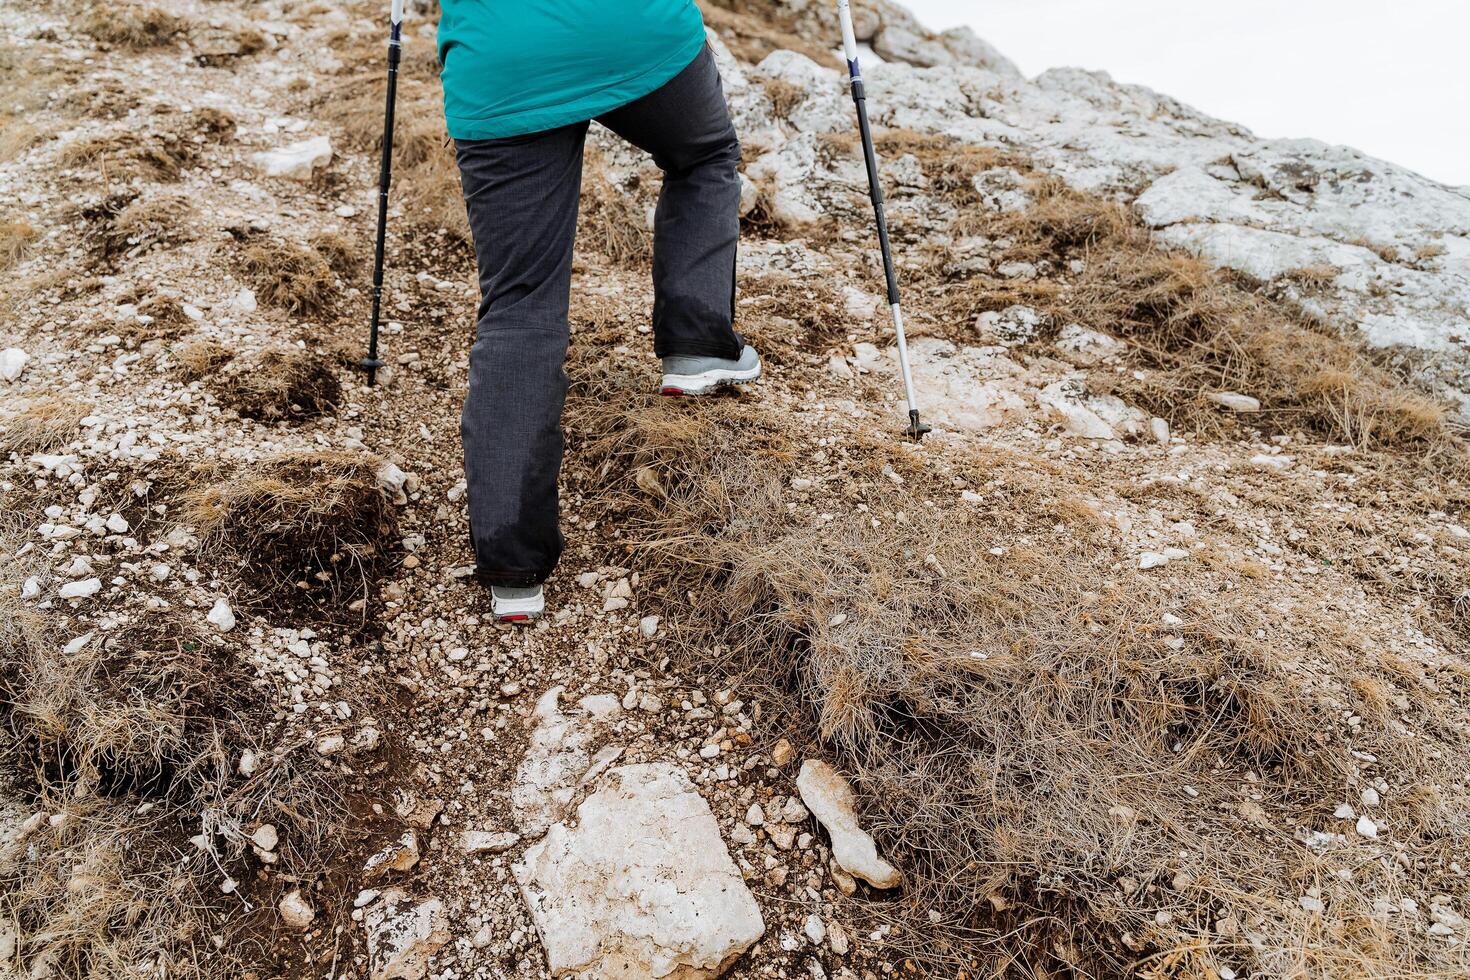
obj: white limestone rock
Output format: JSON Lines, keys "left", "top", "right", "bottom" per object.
{"left": 512, "top": 687, "right": 622, "bottom": 838}
{"left": 59, "top": 578, "right": 102, "bottom": 600}
{"left": 515, "top": 763, "right": 764, "bottom": 978}
{"left": 460, "top": 830, "right": 520, "bottom": 855}
{"left": 796, "top": 760, "right": 901, "bottom": 889}
{"left": 0, "top": 348, "right": 30, "bottom": 382}
{"left": 206, "top": 597, "right": 236, "bottom": 632}
{"left": 1037, "top": 380, "right": 1146, "bottom": 441}
{"left": 364, "top": 892, "right": 450, "bottom": 980}
{"left": 279, "top": 889, "right": 315, "bottom": 930}
{"left": 252, "top": 135, "right": 333, "bottom": 179}
{"left": 898, "top": 338, "right": 1029, "bottom": 433}
{"left": 745, "top": 133, "right": 866, "bottom": 225}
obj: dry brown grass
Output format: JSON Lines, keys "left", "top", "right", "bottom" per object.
{"left": 0, "top": 398, "right": 87, "bottom": 457}
{"left": 0, "top": 118, "right": 45, "bottom": 162}
{"left": 698, "top": 1, "right": 840, "bottom": 67}
{"left": 80, "top": 3, "right": 187, "bottom": 49}
{"left": 566, "top": 367, "right": 1470, "bottom": 978}
{"left": 238, "top": 237, "right": 335, "bottom": 313}
{"left": 171, "top": 336, "right": 232, "bottom": 381}
{"left": 216, "top": 345, "right": 342, "bottom": 422}
{"left": 315, "top": 73, "right": 470, "bottom": 246}
{"left": 0, "top": 519, "right": 346, "bottom": 979}
{"left": 579, "top": 149, "right": 654, "bottom": 268}
{"left": 58, "top": 130, "right": 198, "bottom": 182}
{"left": 759, "top": 77, "right": 806, "bottom": 121}
{"left": 1, "top": 218, "right": 39, "bottom": 270}
{"left": 183, "top": 451, "right": 397, "bottom": 613}
{"left": 307, "top": 230, "right": 363, "bottom": 278}
{"left": 102, "top": 191, "right": 196, "bottom": 255}
{"left": 871, "top": 138, "right": 1460, "bottom": 455}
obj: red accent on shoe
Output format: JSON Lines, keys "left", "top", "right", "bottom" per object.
{"left": 498, "top": 614, "right": 529, "bottom": 622}
{"left": 660, "top": 387, "right": 686, "bottom": 396}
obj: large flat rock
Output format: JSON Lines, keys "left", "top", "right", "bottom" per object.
{"left": 515, "top": 763, "right": 764, "bottom": 978}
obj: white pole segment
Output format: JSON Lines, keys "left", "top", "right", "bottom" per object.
{"left": 891, "top": 305, "right": 919, "bottom": 416}
{"left": 391, "top": 0, "right": 404, "bottom": 27}
{"left": 836, "top": 0, "right": 860, "bottom": 66}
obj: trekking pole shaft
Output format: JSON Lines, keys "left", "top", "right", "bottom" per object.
{"left": 363, "top": 9, "right": 403, "bottom": 387}
{"left": 835, "top": 0, "right": 927, "bottom": 441}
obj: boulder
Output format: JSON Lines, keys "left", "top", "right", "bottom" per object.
{"left": 515, "top": 763, "right": 765, "bottom": 978}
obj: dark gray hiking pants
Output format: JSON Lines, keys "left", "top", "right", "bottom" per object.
{"left": 455, "top": 45, "right": 742, "bottom": 587}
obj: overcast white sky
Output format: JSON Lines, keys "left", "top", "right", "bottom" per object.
{"left": 903, "top": 0, "right": 1470, "bottom": 186}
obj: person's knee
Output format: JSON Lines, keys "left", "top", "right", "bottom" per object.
{"left": 665, "top": 125, "right": 741, "bottom": 179}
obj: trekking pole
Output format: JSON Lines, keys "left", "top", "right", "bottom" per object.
{"left": 360, "top": 0, "right": 405, "bottom": 387}
{"left": 835, "top": 0, "right": 930, "bottom": 442}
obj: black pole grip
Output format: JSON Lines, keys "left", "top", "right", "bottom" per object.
{"left": 849, "top": 84, "right": 901, "bottom": 307}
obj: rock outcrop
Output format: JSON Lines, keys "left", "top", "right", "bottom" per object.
{"left": 515, "top": 763, "right": 765, "bottom": 979}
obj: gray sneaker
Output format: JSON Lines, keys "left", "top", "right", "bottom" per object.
{"left": 660, "top": 345, "right": 761, "bottom": 396}
{"left": 491, "top": 585, "right": 544, "bottom": 622}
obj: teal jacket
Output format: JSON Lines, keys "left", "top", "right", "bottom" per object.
{"left": 437, "top": 1, "right": 708, "bottom": 140}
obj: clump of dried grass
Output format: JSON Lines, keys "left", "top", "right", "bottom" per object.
{"left": 183, "top": 452, "right": 396, "bottom": 612}
{"left": 0, "top": 117, "right": 46, "bottom": 162}
{"left": 238, "top": 237, "right": 335, "bottom": 313}
{"left": 0, "top": 398, "right": 87, "bottom": 456}
{"left": 102, "top": 191, "right": 196, "bottom": 255}
{"left": 171, "top": 336, "right": 231, "bottom": 381}
{"left": 307, "top": 230, "right": 363, "bottom": 278}
{"left": 1, "top": 218, "right": 39, "bottom": 270}
{"left": 216, "top": 346, "right": 341, "bottom": 422}
{"left": 0, "top": 520, "right": 345, "bottom": 978}
{"left": 314, "top": 69, "right": 469, "bottom": 246}
{"left": 759, "top": 77, "right": 807, "bottom": 120}
{"left": 58, "top": 130, "right": 198, "bottom": 182}
{"left": 566, "top": 365, "right": 1470, "bottom": 978}
{"left": 80, "top": 3, "right": 187, "bottom": 49}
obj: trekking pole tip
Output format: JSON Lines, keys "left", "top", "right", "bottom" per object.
{"left": 904, "top": 410, "right": 932, "bottom": 443}
{"left": 358, "top": 356, "right": 385, "bottom": 387}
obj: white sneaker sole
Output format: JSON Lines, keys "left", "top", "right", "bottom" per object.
{"left": 492, "top": 590, "right": 544, "bottom": 622}
{"left": 659, "top": 363, "right": 762, "bottom": 397}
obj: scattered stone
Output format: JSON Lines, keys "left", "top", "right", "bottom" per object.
{"left": 1356, "top": 815, "right": 1379, "bottom": 839}
{"left": 59, "top": 578, "right": 102, "bottom": 600}
{"left": 279, "top": 889, "right": 315, "bottom": 930}
{"left": 364, "top": 831, "right": 422, "bottom": 880}
{"left": 1207, "top": 391, "right": 1262, "bottom": 413}
{"left": 796, "top": 760, "right": 901, "bottom": 889}
{"left": 316, "top": 733, "right": 346, "bottom": 756}
{"left": 364, "top": 892, "right": 450, "bottom": 980}
{"left": 515, "top": 763, "right": 764, "bottom": 978}
{"left": 0, "top": 347, "right": 29, "bottom": 382}
{"left": 771, "top": 738, "right": 795, "bottom": 766}
{"left": 252, "top": 135, "right": 333, "bottom": 179}
{"left": 252, "top": 824, "right": 279, "bottom": 852}
{"left": 206, "top": 597, "right": 236, "bottom": 632}
{"left": 460, "top": 830, "right": 520, "bottom": 855}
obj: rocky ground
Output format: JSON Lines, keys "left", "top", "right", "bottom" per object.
{"left": 2, "top": 2, "right": 1468, "bottom": 979}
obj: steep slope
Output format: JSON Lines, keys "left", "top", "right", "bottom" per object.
{"left": 1, "top": 2, "right": 1467, "bottom": 980}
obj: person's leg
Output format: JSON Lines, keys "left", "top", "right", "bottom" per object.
{"left": 596, "top": 45, "right": 743, "bottom": 360}
{"left": 455, "top": 123, "right": 588, "bottom": 587}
